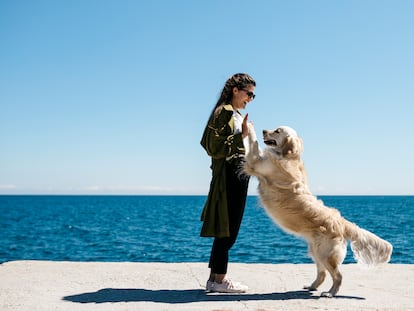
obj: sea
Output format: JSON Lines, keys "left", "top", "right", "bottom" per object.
{"left": 0, "top": 195, "right": 413, "bottom": 264}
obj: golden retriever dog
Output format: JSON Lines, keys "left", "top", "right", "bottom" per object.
{"left": 244, "top": 125, "right": 393, "bottom": 297}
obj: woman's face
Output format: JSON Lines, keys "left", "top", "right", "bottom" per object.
{"left": 231, "top": 84, "right": 256, "bottom": 110}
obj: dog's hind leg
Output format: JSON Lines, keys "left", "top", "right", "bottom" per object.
{"left": 304, "top": 245, "right": 327, "bottom": 291}
{"left": 304, "top": 261, "right": 327, "bottom": 291}
{"left": 320, "top": 256, "right": 342, "bottom": 298}
{"left": 319, "top": 240, "right": 347, "bottom": 297}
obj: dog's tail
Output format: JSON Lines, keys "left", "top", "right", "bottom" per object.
{"left": 344, "top": 220, "right": 393, "bottom": 266}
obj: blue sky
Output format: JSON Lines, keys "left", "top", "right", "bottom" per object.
{"left": 1, "top": 0, "right": 413, "bottom": 195}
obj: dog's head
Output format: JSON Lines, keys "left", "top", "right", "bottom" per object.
{"left": 263, "top": 126, "right": 303, "bottom": 157}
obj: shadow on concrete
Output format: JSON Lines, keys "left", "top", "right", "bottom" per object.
{"left": 63, "top": 288, "right": 365, "bottom": 304}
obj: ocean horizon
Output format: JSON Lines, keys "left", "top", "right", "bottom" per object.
{"left": 1, "top": 195, "right": 413, "bottom": 264}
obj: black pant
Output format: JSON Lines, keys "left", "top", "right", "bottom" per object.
{"left": 208, "top": 161, "right": 249, "bottom": 274}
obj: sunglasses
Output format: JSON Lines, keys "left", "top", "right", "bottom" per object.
{"left": 240, "top": 89, "right": 256, "bottom": 99}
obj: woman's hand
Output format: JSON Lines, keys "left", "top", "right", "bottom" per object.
{"left": 242, "top": 113, "right": 249, "bottom": 139}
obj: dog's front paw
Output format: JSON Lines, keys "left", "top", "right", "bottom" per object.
{"left": 246, "top": 140, "right": 260, "bottom": 162}
{"left": 252, "top": 140, "right": 260, "bottom": 156}
{"left": 248, "top": 122, "right": 257, "bottom": 142}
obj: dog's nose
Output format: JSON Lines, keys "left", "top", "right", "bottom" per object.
{"left": 263, "top": 130, "right": 268, "bottom": 135}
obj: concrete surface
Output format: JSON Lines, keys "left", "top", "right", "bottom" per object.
{"left": 1, "top": 261, "right": 413, "bottom": 310}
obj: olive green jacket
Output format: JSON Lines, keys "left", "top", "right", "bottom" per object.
{"left": 200, "top": 104, "right": 246, "bottom": 238}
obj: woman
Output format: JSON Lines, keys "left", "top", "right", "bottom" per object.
{"left": 200, "top": 73, "right": 256, "bottom": 293}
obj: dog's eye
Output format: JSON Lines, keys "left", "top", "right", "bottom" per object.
{"left": 275, "top": 128, "right": 280, "bottom": 133}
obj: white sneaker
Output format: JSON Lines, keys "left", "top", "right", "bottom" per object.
{"left": 211, "top": 279, "right": 248, "bottom": 293}
{"left": 206, "top": 280, "right": 214, "bottom": 292}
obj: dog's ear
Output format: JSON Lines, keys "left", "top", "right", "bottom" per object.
{"left": 282, "top": 136, "right": 303, "bottom": 157}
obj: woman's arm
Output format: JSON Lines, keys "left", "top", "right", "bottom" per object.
{"left": 201, "top": 105, "right": 245, "bottom": 160}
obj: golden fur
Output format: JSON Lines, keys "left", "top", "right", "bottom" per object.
{"left": 244, "top": 125, "right": 393, "bottom": 297}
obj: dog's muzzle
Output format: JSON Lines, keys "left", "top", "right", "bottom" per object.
{"left": 264, "top": 139, "right": 277, "bottom": 146}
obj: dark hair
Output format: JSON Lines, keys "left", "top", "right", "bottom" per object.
{"left": 214, "top": 73, "right": 256, "bottom": 110}
{"left": 207, "top": 73, "right": 256, "bottom": 121}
